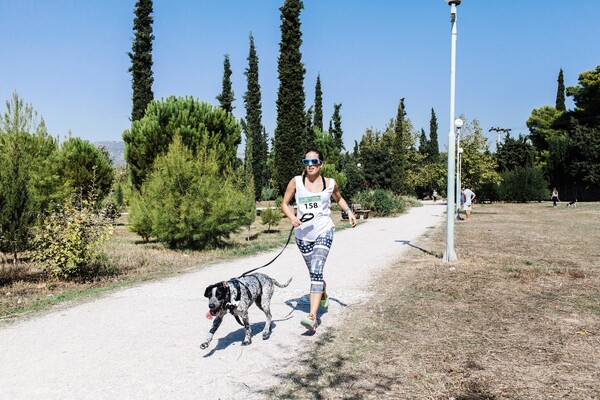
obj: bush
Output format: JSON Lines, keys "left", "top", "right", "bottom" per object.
{"left": 32, "top": 193, "right": 114, "bottom": 279}
{"left": 498, "top": 167, "right": 549, "bottom": 202}
{"left": 352, "top": 189, "right": 406, "bottom": 216}
{"left": 260, "top": 207, "right": 282, "bottom": 232}
{"left": 129, "top": 136, "right": 255, "bottom": 249}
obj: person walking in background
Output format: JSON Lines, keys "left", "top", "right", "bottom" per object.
{"left": 551, "top": 187, "right": 559, "bottom": 208}
{"left": 281, "top": 149, "right": 357, "bottom": 331}
{"left": 461, "top": 187, "right": 476, "bottom": 222}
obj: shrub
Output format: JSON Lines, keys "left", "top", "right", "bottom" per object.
{"left": 32, "top": 193, "right": 114, "bottom": 279}
{"left": 130, "top": 136, "right": 255, "bottom": 249}
{"left": 352, "top": 189, "right": 406, "bottom": 216}
{"left": 260, "top": 207, "right": 282, "bottom": 232}
{"left": 498, "top": 167, "right": 549, "bottom": 202}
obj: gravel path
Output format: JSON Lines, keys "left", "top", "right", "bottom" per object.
{"left": 0, "top": 202, "right": 444, "bottom": 399}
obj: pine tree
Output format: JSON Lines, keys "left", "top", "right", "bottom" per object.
{"left": 556, "top": 68, "right": 566, "bottom": 112}
{"left": 273, "top": 0, "right": 306, "bottom": 194}
{"left": 128, "top": 0, "right": 154, "bottom": 122}
{"left": 217, "top": 54, "right": 235, "bottom": 114}
{"left": 331, "top": 103, "right": 344, "bottom": 151}
{"left": 243, "top": 34, "right": 267, "bottom": 199}
{"left": 313, "top": 74, "right": 323, "bottom": 131}
{"left": 428, "top": 108, "right": 439, "bottom": 163}
{"left": 390, "top": 98, "right": 407, "bottom": 194}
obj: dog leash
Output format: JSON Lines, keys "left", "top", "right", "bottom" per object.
{"left": 238, "top": 212, "right": 314, "bottom": 278}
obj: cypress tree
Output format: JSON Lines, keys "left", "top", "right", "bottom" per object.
{"left": 305, "top": 106, "right": 316, "bottom": 150}
{"left": 274, "top": 0, "right": 306, "bottom": 194}
{"left": 128, "top": 0, "right": 154, "bottom": 122}
{"left": 556, "top": 68, "right": 566, "bottom": 112}
{"left": 390, "top": 98, "right": 407, "bottom": 194}
{"left": 217, "top": 54, "right": 235, "bottom": 114}
{"left": 331, "top": 103, "right": 344, "bottom": 151}
{"left": 428, "top": 108, "right": 439, "bottom": 162}
{"left": 419, "top": 128, "right": 428, "bottom": 155}
{"left": 313, "top": 74, "right": 323, "bottom": 131}
{"left": 243, "top": 34, "right": 268, "bottom": 199}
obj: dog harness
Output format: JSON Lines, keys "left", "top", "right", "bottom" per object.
{"left": 224, "top": 277, "right": 262, "bottom": 327}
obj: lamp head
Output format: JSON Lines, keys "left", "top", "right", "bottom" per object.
{"left": 444, "top": 0, "right": 462, "bottom": 5}
{"left": 458, "top": 147, "right": 464, "bottom": 154}
{"left": 454, "top": 118, "right": 464, "bottom": 128}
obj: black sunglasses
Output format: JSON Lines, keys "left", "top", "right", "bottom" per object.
{"left": 302, "top": 158, "right": 322, "bottom": 166}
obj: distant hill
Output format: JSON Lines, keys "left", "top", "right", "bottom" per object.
{"left": 94, "top": 141, "right": 126, "bottom": 167}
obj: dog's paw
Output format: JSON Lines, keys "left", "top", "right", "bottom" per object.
{"left": 262, "top": 331, "right": 271, "bottom": 340}
{"left": 200, "top": 342, "right": 210, "bottom": 350}
{"left": 242, "top": 339, "right": 252, "bottom": 346}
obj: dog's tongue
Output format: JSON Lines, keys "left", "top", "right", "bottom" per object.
{"left": 206, "top": 311, "right": 213, "bottom": 320}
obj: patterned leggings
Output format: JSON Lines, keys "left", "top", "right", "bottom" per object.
{"left": 295, "top": 227, "right": 335, "bottom": 294}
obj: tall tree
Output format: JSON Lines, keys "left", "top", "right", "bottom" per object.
{"left": 313, "top": 74, "right": 323, "bottom": 131}
{"left": 567, "top": 65, "right": 600, "bottom": 127}
{"left": 390, "top": 98, "right": 407, "bottom": 194}
{"left": 418, "top": 128, "right": 428, "bottom": 156}
{"left": 273, "top": 0, "right": 306, "bottom": 194}
{"left": 428, "top": 108, "right": 439, "bottom": 162}
{"left": 556, "top": 68, "right": 566, "bottom": 112}
{"left": 331, "top": 103, "right": 344, "bottom": 151}
{"left": 243, "top": 34, "right": 267, "bottom": 199}
{"left": 217, "top": 54, "right": 235, "bottom": 114}
{"left": 128, "top": 0, "right": 154, "bottom": 122}
{"left": 304, "top": 106, "right": 316, "bottom": 151}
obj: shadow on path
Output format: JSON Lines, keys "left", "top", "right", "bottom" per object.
{"left": 395, "top": 239, "right": 440, "bottom": 258}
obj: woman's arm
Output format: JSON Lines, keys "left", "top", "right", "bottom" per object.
{"left": 332, "top": 181, "right": 357, "bottom": 228}
{"left": 281, "top": 178, "right": 302, "bottom": 227}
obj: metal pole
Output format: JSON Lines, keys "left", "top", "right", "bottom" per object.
{"left": 443, "top": 2, "right": 458, "bottom": 262}
{"left": 455, "top": 127, "right": 461, "bottom": 219}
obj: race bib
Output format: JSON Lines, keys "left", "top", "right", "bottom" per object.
{"left": 298, "top": 195, "right": 322, "bottom": 214}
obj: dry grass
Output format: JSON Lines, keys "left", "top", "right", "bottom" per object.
{"left": 0, "top": 207, "right": 347, "bottom": 320}
{"left": 273, "top": 202, "right": 600, "bottom": 400}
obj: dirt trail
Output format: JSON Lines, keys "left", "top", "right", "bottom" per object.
{"left": 0, "top": 203, "right": 444, "bottom": 399}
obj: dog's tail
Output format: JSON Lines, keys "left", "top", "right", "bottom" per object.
{"left": 273, "top": 277, "right": 293, "bottom": 288}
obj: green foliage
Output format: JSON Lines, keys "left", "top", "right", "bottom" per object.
{"left": 273, "top": 0, "right": 307, "bottom": 194}
{"left": 569, "top": 122, "right": 600, "bottom": 187}
{"left": 217, "top": 54, "right": 235, "bottom": 113}
{"left": 260, "top": 207, "right": 282, "bottom": 232}
{"left": 59, "top": 137, "right": 115, "bottom": 201}
{"left": 130, "top": 136, "right": 255, "bottom": 249}
{"left": 32, "top": 193, "right": 114, "bottom": 279}
{"left": 313, "top": 74, "right": 323, "bottom": 131}
{"left": 359, "top": 127, "right": 393, "bottom": 190}
{"left": 556, "top": 69, "right": 566, "bottom": 112}
{"left": 459, "top": 118, "right": 501, "bottom": 189}
{"left": 390, "top": 98, "right": 407, "bottom": 194}
{"left": 0, "top": 132, "right": 36, "bottom": 261}
{"left": 128, "top": 191, "right": 154, "bottom": 242}
{"left": 0, "top": 93, "right": 60, "bottom": 260}
{"left": 566, "top": 64, "right": 600, "bottom": 126}
{"left": 526, "top": 106, "right": 566, "bottom": 152}
{"left": 498, "top": 167, "right": 549, "bottom": 202}
{"left": 428, "top": 108, "right": 440, "bottom": 163}
{"left": 123, "top": 96, "right": 242, "bottom": 189}
{"left": 331, "top": 103, "right": 344, "bottom": 155}
{"left": 128, "top": 0, "right": 154, "bottom": 122}
{"left": 260, "top": 186, "right": 277, "bottom": 201}
{"left": 243, "top": 34, "right": 269, "bottom": 200}
{"left": 496, "top": 134, "right": 536, "bottom": 171}
{"left": 352, "top": 189, "right": 406, "bottom": 217}
{"left": 339, "top": 153, "right": 366, "bottom": 201}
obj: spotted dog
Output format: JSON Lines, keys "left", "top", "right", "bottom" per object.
{"left": 201, "top": 273, "right": 292, "bottom": 349}
{"left": 567, "top": 199, "right": 577, "bottom": 208}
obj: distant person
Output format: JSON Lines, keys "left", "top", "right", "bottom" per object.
{"left": 551, "top": 187, "right": 559, "bottom": 208}
{"left": 432, "top": 190, "right": 438, "bottom": 203}
{"left": 461, "top": 187, "right": 476, "bottom": 222}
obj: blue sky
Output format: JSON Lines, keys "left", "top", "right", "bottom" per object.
{"left": 1, "top": 0, "right": 599, "bottom": 152}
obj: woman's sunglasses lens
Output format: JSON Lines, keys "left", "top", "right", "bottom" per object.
{"left": 302, "top": 159, "right": 321, "bottom": 166}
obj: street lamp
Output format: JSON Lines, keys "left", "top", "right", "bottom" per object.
{"left": 454, "top": 118, "right": 464, "bottom": 219}
{"left": 457, "top": 146, "right": 464, "bottom": 218}
{"left": 443, "top": 0, "right": 462, "bottom": 262}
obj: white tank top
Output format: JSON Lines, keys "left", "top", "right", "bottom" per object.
{"left": 294, "top": 175, "right": 335, "bottom": 241}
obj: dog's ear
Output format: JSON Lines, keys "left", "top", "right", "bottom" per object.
{"left": 204, "top": 284, "right": 216, "bottom": 298}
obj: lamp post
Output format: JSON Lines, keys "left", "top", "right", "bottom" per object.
{"left": 443, "top": 0, "right": 462, "bottom": 262}
{"left": 457, "top": 146, "right": 464, "bottom": 218}
{"left": 454, "top": 118, "right": 464, "bottom": 219}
